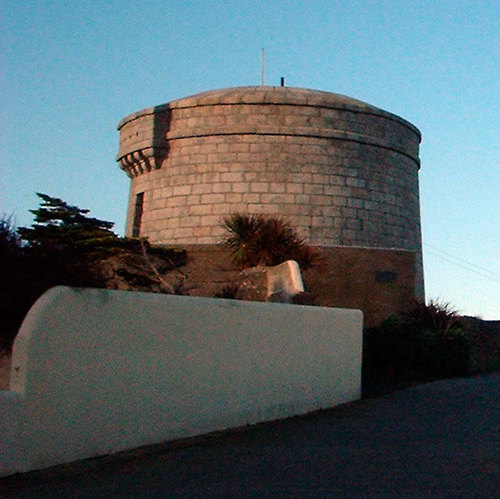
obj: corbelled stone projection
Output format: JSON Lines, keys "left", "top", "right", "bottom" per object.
{"left": 117, "top": 86, "right": 424, "bottom": 299}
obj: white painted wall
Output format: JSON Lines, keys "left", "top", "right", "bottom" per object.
{"left": 0, "top": 286, "right": 362, "bottom": 476}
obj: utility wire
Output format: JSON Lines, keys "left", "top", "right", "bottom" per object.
{"left": 424, "top": 242, "right": 500, "bottom": 278}
{"left": 424, "top": 246, "right": 500, "bottom": 284}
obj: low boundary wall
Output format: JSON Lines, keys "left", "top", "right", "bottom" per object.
{"left": 1, "top": 287, "right": 362, "bottom": 476}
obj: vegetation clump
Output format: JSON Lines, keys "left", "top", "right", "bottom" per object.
{"left": 363, "top": 300, "right": 470, "bottom": 396}
{"left": 221, "top": 213, "right": 318, "bottom": 269}
{"left": 214, "top": 283, "right": 242, "bottom": 300}
{"left": 0, "top": 193, "right": 187, "bottom": 352}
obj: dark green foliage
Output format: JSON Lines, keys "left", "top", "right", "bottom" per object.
{"left": 363, "top": 301, "right": 470, "bottom": 396}
{"left": 406, "top": 299, "right": 466, "bottom": 338}
{"left": 16, "top": 193, "right": 123, "bottom": 287}
{"left": 146, "top": 244, "right": 187, "bottom": 267}
{"left": 291, "top": 292, "right": 318, "bottom": 306}
{"left": 0, "top": 195, "right": 187, "bottom": 352}
{"left": 214, "top": 283, "right": 241, "bottom": 299}
{"left": 1, "top": 201, "right": 117, "bottom": 351}
{"left": 222, "top": 213, "right": 318, "bottom": 269}
{"left": 0, "top": 217, "right": 28, "bottom": 350}
{"left": 0, "top": 216, "right": 22, "bottom": 255}
{"left": 18, "top": 193, "right": 116, "bottom": 252}
{"left": 464, "top": 317, "right": 500, "bottom": 373}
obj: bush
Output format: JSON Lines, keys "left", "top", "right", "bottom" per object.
{"left": 0, "top": 209, "right": 116, "bottom": 352}
{"left": 222, "top": 213, "right": 318, "bottom": 269}
{"left": 406, "top": 299, "right": 466, "bottom": 338}
{"left": 363, "top": 301, "right": 470, "bottom": 395}
{"left": 0, "top": 216, "right": 28, "bottom": 350}
{"left": 0, "top": 216, "right": 22, "bottom": 255}
{"left": 214, "top": 283, "right": 241, "bottom": 299}
{"left": 0, "top": 195, "right": 188, "bottom": 352}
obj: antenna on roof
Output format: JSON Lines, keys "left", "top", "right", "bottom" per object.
{"left": 261, "top": 48, "right": 265, "bottom": 86}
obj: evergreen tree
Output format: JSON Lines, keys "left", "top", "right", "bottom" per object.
{"left": 1, "top": 194, "right": 187, "bottom": 351}
{"left": 1, "top": 195, "right": 119, "bottom": 350}
{"left": 18, "top": 193, "right": 117, "bottom": 251}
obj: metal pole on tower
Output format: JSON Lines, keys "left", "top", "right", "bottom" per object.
{"left": 261, "top": 48, "right": 265, "bottom": 86}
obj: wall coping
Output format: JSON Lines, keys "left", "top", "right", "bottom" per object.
{"left": 117, "top": 86, "right": 421, "bottom": 140}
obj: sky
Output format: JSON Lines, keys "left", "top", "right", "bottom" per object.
{"left": 1, "top": 0, "right": 499, "bottom": 319}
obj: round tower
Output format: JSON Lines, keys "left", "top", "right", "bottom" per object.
{"left": 117, "top": 86, "right": 424, "bottom": 299}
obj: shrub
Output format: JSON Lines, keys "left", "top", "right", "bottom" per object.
{"left": 0, "top": 216, "right": 22, "bottom": 255}
{"left": 363, "top": 301, "right": 470, "bottom": 394}
{"left": 221, "top": 213, "right": 318, "bottom": 269}
{"left": 405, "top": 299, "right": 466, "bottom": 338}
{"left": 0, "top": 216, "right": 28, "bottom": 350}
{"left": 363, "top": 315, "right": 422, "bottom": 379}
{"left": 214, "top": 283, "right": 241, "bottom": 299}
{"left": 0, "top": 195, "right": 188, "bottom": 352}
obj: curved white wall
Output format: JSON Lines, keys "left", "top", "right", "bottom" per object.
{"left": 1, "top": 286, "right": 362, "bottom": 476}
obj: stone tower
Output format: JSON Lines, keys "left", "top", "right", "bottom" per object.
{"left": 117, "top": 86, "right": 424, "bottom": 300}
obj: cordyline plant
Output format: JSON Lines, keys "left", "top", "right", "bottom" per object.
{"left": 405, "top": 299, "right": 466, "bottom": 338}
{"left": 221, "top": 213, "right": 318, "bottom": 269}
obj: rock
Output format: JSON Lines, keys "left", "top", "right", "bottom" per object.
{"left": 266, "top": 260, "right": 305, "bottom": 303}
{"left": 238, "top": 266, "right": 268, "bottom": 302}
{"left": 267, "top": 292, "right": 293, "bottom": 304}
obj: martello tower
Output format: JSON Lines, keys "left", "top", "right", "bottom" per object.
{"left": 117, "top": 86, "right": 424, "bottom": 300}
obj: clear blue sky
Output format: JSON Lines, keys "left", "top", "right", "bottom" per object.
{"left": 1, "top": 1, "right": 499, "bottom": 318}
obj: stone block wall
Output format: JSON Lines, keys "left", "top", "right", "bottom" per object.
{"left": 177, "top": 245, "right": 417, "bottom": 328}
{"left": 117, "top": 86, "right": 424, "bottom": 298}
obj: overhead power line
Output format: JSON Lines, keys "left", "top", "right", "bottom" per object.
{"left": 423, "top": 243, "right": 500, "bottom": 284}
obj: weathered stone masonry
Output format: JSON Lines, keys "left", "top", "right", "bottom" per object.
{"left": 117, "top": 86, "right": 424, "bottom": 300}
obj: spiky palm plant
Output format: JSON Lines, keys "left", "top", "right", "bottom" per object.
{"left": 407, "top": 300, "right": 465, "bottom": 338}
{"left": 222, "top": 213, "right": 318, "bottom": 269}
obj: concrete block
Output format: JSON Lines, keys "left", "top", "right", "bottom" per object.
{"left": 286, "top": 183, "right": 304, "bottom": 194}
{"left": 168, "top": 196, "right": 188, "bottom": 207}
{"left": 221, "top": 172, "right": 245, "bottom": 182}
{"left": 304, "top": 184, "right": 324, "bottom": 195}
{"left": 199, "top": 215, "right": 221, "bottom": 226}
{"left": 232, "top": 183, "right": 251, "bottom": 193}
{"left": 312, "top": 216, "right": 333, "bottom": 227}
{"left": 269, "top": 182, "right": 287, "bottom": 193}
{"left": 189, "top": 204, "right": 212, "bottom": 216}
{"left": 201, "top": 193, "right": 225, "bottom": 204}
{"left": 212, "top": 183, "right": 232, "bottom": 194}
{"left": 173, "top": 185, "right": 192, "bottom": 196}
{"left": 224, "top": 193, "right": 243, "bottom": 203}
{"left": 294, "top": 194, "right": 311, "bottom": 205}
{"left": 311, "top": 195, "right": 329, "bottom": 206}
{"left": 260, "top": 193, "right": 295, "bottom": 204}
{"left": 192, "top": 184, "right": 213, "bottom": 195}
{"left": 241, "top": 193, "right": 261, "bottom": 203}
{"left": 250, "top": 182, "right": 270, "bottom": 193}
{"left": 266, "top": 260, "right": 305, "bottom": 301}
{"left": 210, "top": 204, "right": 232, "bottom": 215}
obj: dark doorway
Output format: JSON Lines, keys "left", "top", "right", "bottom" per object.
{"left": 132, "top": 192, "right": 144, "bottom": 237}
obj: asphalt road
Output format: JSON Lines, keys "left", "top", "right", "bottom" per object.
{"left": 2, "top": 373, "right": 499, "bottom": 498}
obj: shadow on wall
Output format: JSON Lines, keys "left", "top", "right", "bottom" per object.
{"left": 129, "top": 105, "right": 172, "bottom": 237}
{"left": 152, "top": 104, "right": 171, "bottom": 165}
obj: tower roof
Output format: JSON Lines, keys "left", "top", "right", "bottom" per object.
{"left": 118, "top": 86, "right": 420, "bottom": 137}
